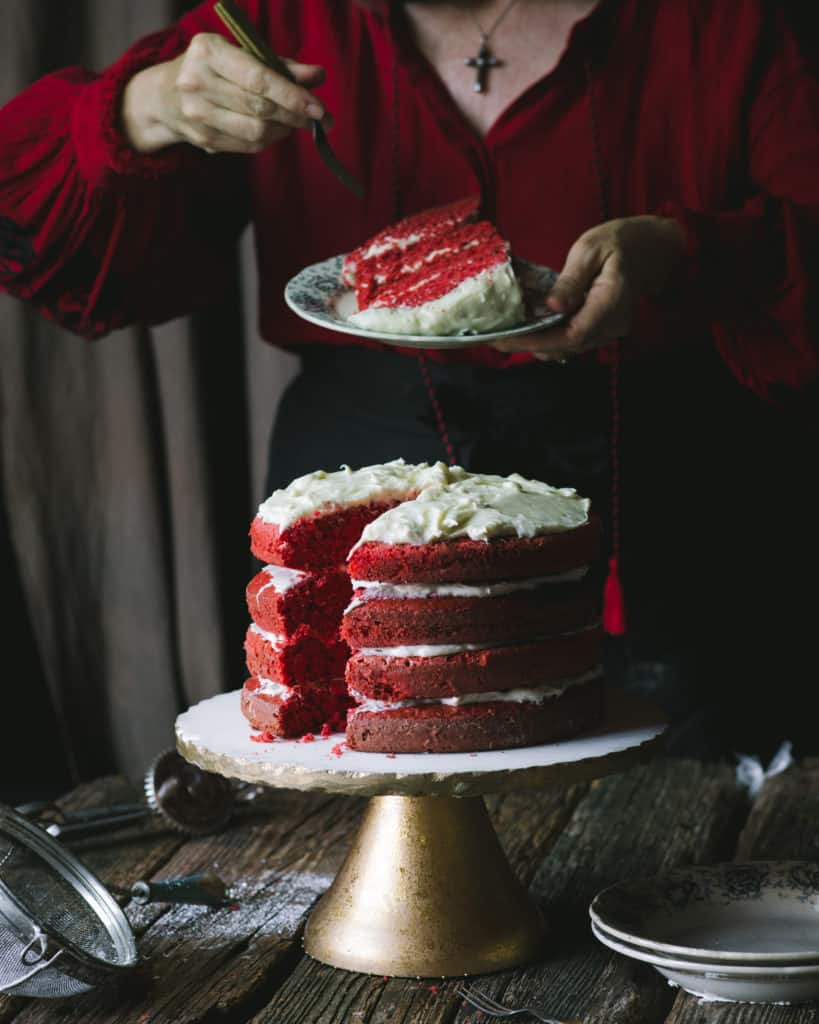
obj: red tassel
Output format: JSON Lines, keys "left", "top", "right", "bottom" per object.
{"left": 603, "top": 555, "right": 626, "bottom": 636}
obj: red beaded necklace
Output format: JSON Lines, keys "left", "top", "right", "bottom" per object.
{"left": 389, "top": 46, "right": 626, "bottom": 636}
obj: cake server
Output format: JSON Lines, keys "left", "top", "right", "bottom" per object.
{"left": 214, "top": 0, "right": 365, "bottom": 200}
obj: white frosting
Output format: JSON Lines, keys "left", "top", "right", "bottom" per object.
{"left": 360, "top": 230, "right": 423, "bottom": 263}
{"left": 352, "top": 626, "right": 599, "bottom": 658}
{"left": 256, "top": 458, "right": 467, "bottom": 530}
{"left": 347, "top": 262, "right": 525, "bottom": 336}
{"left": 255, "top": 564, "right": 306, "bottom": 599}
{"left": 345, "top": 568, "right": 589, "bottom": 612}
{"left": 355, "top": 639, "right": 511, "bottom": 658}
{"left": 349, "top": 668, "right": 602, "bottom": 715}
{"left": 255, "top": 676, "right": 293, "bottom": 699}
{"left": 354, "top": 473, "right": 590, "bottom": 548}
{"left": 249, "top": 623, "right": 285, "bottom": 649}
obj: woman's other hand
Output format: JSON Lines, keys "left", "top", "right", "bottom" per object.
{"left": 492, "top": 216, "right": 686, "bottom": 361}
{"left": 121, "top": 33, "right": 330, "bottom": 155}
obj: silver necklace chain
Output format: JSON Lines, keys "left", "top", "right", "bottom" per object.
{"left": 468, "top": 0, "right": 522, "bottom": 43}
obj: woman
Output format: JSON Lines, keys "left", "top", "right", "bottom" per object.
{"left": 1, "top": 0, "right": 817, "bottom": 758}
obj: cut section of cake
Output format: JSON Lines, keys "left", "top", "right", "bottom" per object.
{"left": 341, "top": 197, "right": 525, "bottom": 336}
{"left": 241, "top": 677, "right": 349, "bottom": 737}
{"left": 343, "top": 473, "right": 605, "bottom": 753}
{"left": 246, "top": 565, "right": 351, "bottom": 637}
{"left": 244, "top": 624, "right": 348, "bottom": 688}
{"left": 242, "top": 460, "right": 468, "bottom": 740}
{"left": 249, "top": 459, "right": 465, "bottom": 570}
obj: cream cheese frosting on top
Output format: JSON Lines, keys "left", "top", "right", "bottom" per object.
{"left": 256, "top": 458, "right": 466, "bottom": 530}
{"left": 355, "top": 472, "right": 590, "bottom": 547}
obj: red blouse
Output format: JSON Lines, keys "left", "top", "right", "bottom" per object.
{"left": 0, "top": 0, "right": 817, "bottom": 399}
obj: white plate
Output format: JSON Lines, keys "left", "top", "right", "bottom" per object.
{"left": 284, "top": 255, "right": 566, "bottom": 349}
{"left": 591, "top": 920, "right": 819, "bottom": 1004}
{"left": 590, "top": 862, "right": 819, "bottom": 965}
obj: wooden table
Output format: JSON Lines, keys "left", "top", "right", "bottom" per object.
{"left": 1, "top": 756, "right": 817, "bottom": 1024}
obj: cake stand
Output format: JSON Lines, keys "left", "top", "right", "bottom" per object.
{"left": 175, "top": 688, "right": 666, "bottom": 978}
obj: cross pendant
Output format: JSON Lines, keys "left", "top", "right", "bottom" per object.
{"left": 465, "top": 37, "right": 502, "bottom": 94}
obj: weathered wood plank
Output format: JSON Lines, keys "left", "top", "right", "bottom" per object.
{"left": 664, "top": 761, "right": 819, "bottom": 1024}
{"left": 252, "top": 759, "right": 749, "bottom": 1024}
{"left": 735, "top": 762, "right": 819, "bottom": 862}
{"left": 4, "top": 788, "right": 364, "bottom": 1024}
{"left": 486, "top": 782, "right": 590, "bottom": 885}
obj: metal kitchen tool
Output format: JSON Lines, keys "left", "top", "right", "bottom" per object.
{"left": 107, "top": 873, "right": 231, "bottom": 908}
{"left": 214, "top": 0, "right": 365, "bottom": 199}
{"left": 0, "top": 804, "right": 137, "bottom": 998}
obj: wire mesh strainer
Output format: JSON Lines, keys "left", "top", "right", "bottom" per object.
{"left": 0, "top": 804, "right": 137, "bottom": 998}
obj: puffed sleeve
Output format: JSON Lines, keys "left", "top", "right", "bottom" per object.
{"left": 660, "top": 3, "right": 819, "bottom": 401}
{"left": 0, "top": 2, "right": 254, "bottom": 339}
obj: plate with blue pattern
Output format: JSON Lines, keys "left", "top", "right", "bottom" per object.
{"left": 284, "top": 255, "right": 566, "bottom": 350}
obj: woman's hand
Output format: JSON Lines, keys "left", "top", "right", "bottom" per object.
{"left": 492, "top": 216, "right": 686, "bottom": 361}
{"left": 122, "top": 33, "right": 330, "bottom": 155}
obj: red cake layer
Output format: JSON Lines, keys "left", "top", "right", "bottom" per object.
{"left": 241, "top": 677, "right": 350, "bottom": 738}
{"left": 246, "top": 566, "right": 351, "bottom": 638}
{"left": 342, "top": 583, "right": 598, "bottom": 648}
{"left": 341, "top": 196, "right": 479, "bottom": 287}
{"left": 250, "top": 501, "right": 397, "bottom": 570}
{"left": 346, "top": 626, "right": 603, "bottom": 701}
{"left": 353, "top": 222, "right": 509, "bottom": 311}
{"left": 365, "top": 229, "right": 510, "bottom": 311}
{"left": 244, "top": 624, "right": 348, "bottom": 687}
{"left": 348, "top": 519, "right": 601, "bottom": 583}
{"left": 346, "top": 676, "right": 605, "bottom": 753}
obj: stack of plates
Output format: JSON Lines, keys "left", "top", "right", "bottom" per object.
{"left": 590, "top": 861, "right": 819, "bottom": 1003}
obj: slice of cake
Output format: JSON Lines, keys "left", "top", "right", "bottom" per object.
{"left": 341, "top": 197, "right": 479, "bottom": 287}
{"left": 343, "top": 474, "right": 605, "bottom": 753}
{"left": 342, "top": 198, "right": 525, "bottom": 336}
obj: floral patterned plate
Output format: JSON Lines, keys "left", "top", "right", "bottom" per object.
{"left": 284, "top": 256, "right": 566, "bottom": 350}
{"left": 590, "top": 861, "right": 819, "bottom": 965}
{"left": 590, "top": 920, "right": 819, "bottom": 1004}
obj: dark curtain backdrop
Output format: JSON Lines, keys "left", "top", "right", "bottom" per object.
{"left": 0, "top": 0, "right": 298, "bottom": 800}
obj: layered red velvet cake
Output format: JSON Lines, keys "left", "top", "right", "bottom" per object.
{"left": 240, "top": 460, "right": 605, "bottom": 751}
{"left": 343, "top": 473, "right": 605, "bottom": 753}
{"left": 341, "top": 197, "right": 525, "bottom": 336}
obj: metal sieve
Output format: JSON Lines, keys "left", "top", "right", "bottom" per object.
{"left": 0, "top": 803, "right": 137, "bottom": 998}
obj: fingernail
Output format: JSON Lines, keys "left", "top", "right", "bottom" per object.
{"left": 307, "top": 102, "right": 325, "bottom": 120}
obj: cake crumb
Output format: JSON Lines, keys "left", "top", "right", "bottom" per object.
{"left": 331, "top": 742, "right": 346, "bottom": 757}
{"left": 386, "top": 753, "right": 397, "bottom": 760}
{"left": 320, "top": 722, "right": 334, "bottom": 738}
{"left": 250, "top": 730, "right": 276, "bottom": 744}
{"left": 299, "top": 733, "right": 316, "bottom": 743}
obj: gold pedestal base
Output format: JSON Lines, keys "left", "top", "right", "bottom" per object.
{"left": 303, "top": 795, "right": 546, "bottom": 978}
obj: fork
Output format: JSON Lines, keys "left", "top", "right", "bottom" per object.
{"left": 456, "top": 985, "right": 581, "bottom": 1023}
{"left": 214, "top": 0, "right": 364, "bottom": 200}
